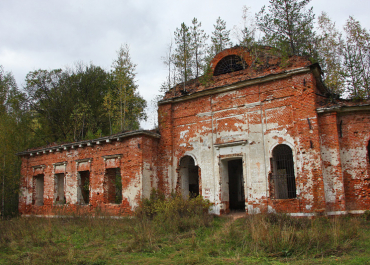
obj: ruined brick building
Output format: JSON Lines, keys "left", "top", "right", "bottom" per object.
{"left": 18, "top": 47, "right": 370, "bottom": 217}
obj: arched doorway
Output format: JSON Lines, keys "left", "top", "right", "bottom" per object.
{"left": 271, "top": 144, "right": 296, "bottom": 199}
{"left": 179, "top": 156, "right": 200, "bottom": 198}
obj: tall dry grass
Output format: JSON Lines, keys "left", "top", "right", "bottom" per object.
{"left": 218, "top": 213, "right": 362, "bottom": 257}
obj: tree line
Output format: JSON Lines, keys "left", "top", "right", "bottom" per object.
{"left": 161, "top": 0, "right": 370, "bottom": 100}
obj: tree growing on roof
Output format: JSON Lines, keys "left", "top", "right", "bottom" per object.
{"left": 173, "top": 22, "right": 193, "bottom": 90}
{"left": 210, "top": 17, "right": 232, "bottom": 56}
{"left": 256, "top": 0, "right": 316, "bottom": 58}
{"left": 190, "top": 18, "right": 209, "bottom": 78}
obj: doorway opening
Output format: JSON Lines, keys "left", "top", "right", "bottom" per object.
{"left": 228, "top": 159, "right": 245, "bottom": 211}
{"left": 179, "top": 156, "right": 200, "bottom": 198}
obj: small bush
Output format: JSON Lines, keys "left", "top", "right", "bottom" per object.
{"left": 136, "top": 189, "right": 213, "bottom": 233}
{"left": 129, "top": 189, "right": 213, "bottom": 252}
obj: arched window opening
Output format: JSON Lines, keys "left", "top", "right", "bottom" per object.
{"left": 214, "top": 55, "right": 247, "bottom": 76}
{"left": 179, "top": 156, "right": 199, "bottom": 198}
{"left": 271, "top": 144, "right": 296, "bottom": 199}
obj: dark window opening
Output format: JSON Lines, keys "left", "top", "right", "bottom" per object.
{"left": 189, "top": 164, "right": 199, "bottom": 198}
{"left": 214, "top": 55, "right": 247, "bottom": 76}
{"left": 54, "top": 173, "right": 66, "bottom": 204}
{"left": 78, "top": 171, "right": 90, "bottom": 205}
{"left": 105, "top": 168, "right": 122, "bottom": 204}
{"left": 367, "top": 140, "right": 370, "bottom": 164}
{"left": 271, "top": 144, "right": 296, "bottom": 199}
{"left": 32, "top": 174, "right": 44, "bottom": 206}
{"left": 228, "top": 159, "right": 245, "bottom": 210}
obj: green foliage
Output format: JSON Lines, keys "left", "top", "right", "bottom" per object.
{"left": 256, "top": 0, "right": 316, "bottom": 58}
{"left": 316, "top": 12, "right": 345, "bottom": 96}
{"left": 0, "top": 66, "right": 32, "bottom": 218}
{"left": 342, "top": 16, "right": 370, "bottom": 99}
{"left": 24, "top": 64, "right": 113, "bottom": 144}
{"left": 199, "top": 63, "right": 214, "bottom": 87}
{"left": 191, "top": 18, "right": 209, "bottom": 78}
{"left": 109, "top": 44, "right": 147, "bottom": 132}
{"left": 24, "top": 57, "right": 146, "bottom": 144}
{"left": 174, "top": 22, "right": 193, "bottom": 86}
{"left": 210, "top": 17, "right": 232, "bottom": 56}
{"left": 135, "top": 189, "right": 213, "bottom": 234}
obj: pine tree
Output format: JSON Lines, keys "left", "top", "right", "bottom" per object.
{"left": 111, "top": 44, "right": 146, "bottom": 131}
{"left": 256, "top": 0, "right": 316, "bottom": 57}
{"left": 316, "top": 12, "right": 344, "bottom": 96}
{"left": 342, "top": 16, "right": 370, "bottom": 99}
{"left": 174, "top": 23, "right": 193, "bottom": 89}
{"left": 211, "top": 17, "right": 232, "bottom": 56}
{"left": 190, "top": 18, "right": 208, "bottom": 78}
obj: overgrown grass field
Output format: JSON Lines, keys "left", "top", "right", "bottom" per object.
{"left": 1, "top": 193, "right": 370, "bottom": 264}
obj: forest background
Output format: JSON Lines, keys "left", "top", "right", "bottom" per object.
{"left": 1, "top": 0, "right": 370, "bottom": 217}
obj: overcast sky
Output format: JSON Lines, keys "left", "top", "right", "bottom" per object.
{"left": 1, "top": 0, "right": 369, "bottom": 129}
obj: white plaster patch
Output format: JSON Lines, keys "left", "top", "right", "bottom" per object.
{"left": 268, "top": 205, "right": 276, "bottom": 213}
{"left": 320, "top": 146, "right": 343, "bottom": 204}
{"left": 180, "top": 130, "right": 189, "bottom": 139}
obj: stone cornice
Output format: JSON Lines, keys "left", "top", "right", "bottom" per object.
{"left": 316, "top": 104, "right": 370, "bottom": 114}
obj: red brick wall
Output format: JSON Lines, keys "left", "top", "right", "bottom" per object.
{"left": 318, "top": 112, "right": 346, "bottom": 212}
{"left": 19, "top": 135, "right": 158, "bottom": 216}
{"left": 158, "top": 67, "right": 327, "bottom": 215}
{"left": 338, "top": 111, "right": 370, "bottom": 211}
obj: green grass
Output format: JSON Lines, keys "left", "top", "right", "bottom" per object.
{"left": 1, "top": 197, "right": 370, "bottom": 264}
